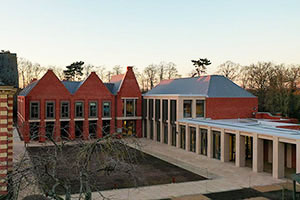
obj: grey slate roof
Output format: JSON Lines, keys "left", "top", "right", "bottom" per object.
{"left": 19, "top": 81, "right": 39, "bottom": 96}
{"left": 144, "top": 75, "right": 256, "bottom": 98}
{"left": 19, "top": 80, "right": 120, "bottom": 96}
{"left": 104, "top": 83, "right": 115, "bottom": 94}
{"left": 62, "top": 81, "right": 84, "bottom": 94}
{"left": 108, "top": 80, "right": 122, "bottom": 95}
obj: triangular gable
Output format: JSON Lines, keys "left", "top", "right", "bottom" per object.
{"left": 26, "top": 70, "right": 70, "bottom": 97}
{"left": 74, "top": 72, "right": 113, "bottom": 96}
{"left": 117, "top": 67, "right": 141, "bottom": 96}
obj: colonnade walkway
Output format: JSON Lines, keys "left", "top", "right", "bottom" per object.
{"left": 95, "top": 138, "right": 285, "bottom": 200}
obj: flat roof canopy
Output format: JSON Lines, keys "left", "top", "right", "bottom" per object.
{"left": 178, "top": 118, "right": 300, "bottom": 140}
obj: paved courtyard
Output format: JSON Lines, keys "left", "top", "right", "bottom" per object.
{"left": 94, "top": 138, "right": 286, "bottom": 200}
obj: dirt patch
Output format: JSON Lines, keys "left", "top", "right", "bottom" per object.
{"left": 27, "top": 143, "right": 206, "bottom": 195}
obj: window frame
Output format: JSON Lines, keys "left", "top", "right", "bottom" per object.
{"left": 30, "top": 101, "right": 40, "bottom": 120}
{"left": 183, "top": 100, "right": 192, "bottom": 118}
{"left": 102, "top": 101, "right": 111, "bottom": 118}
{"left": 75, "top": 101, "right": 84, "bottom": 118}
{"left": 60, "top": 101, "right": 70, "bottom": 119}
{"left": 45, "top": 101, "right": 55, "bottom": 119}
{"left": 196, "top": 100, "right": 205, "bottom": 118}
{"left": 89, "top": 101, "right": 98, "bottom": 118}
{"left": 123, "top": 98, "right": 137, "bottom": 117}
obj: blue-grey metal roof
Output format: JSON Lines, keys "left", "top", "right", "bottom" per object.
{"left": 104, "top": 83, "right": 115, "bottom": 94}
{"left": 144, "top": 75, "right": 255, "bottom": 98}
{"left": 61, "top": 81, "right": 84, "bottom": 94}
{"left": 19, "top": 81, "right": 39, "bottom": 96}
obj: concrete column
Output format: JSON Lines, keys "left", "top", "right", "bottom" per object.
{"left": 153, "top": 99, "right": 157, "bottom": 141}
{"left": 176, "top": 125, "right": 180, "bottom": 148}
{"left": 236, "top": 132, "right": 246, "bottom": 167}
{"left": 196, "top": 125, "right": 200, "bottom": 154}
{"left": 268, "top": 140, "right": 273, "bottom": 163}
{"left": 160, "top": 99, "right": 164, "bottom": 143}
{"left": 192, "top": 99, "right": 196, "bottom": 118}
{"left": 221, "top": 129, "right": 230, "bottom": 162}
{"left": 146, "top": 119, "right": 150, "bottom": 139}
{"left": 167, "top": 99, "right": 172, "bottom": 146}
{"left": 207, "top": 127, "right": 213, "bottom": 158}
{"left": 273, "top": 137, "right": 285, "bottom": 179}
{"left": 286, "top": 143, "right": 292, "bottom": 169}
{"left": 253, "top": 134, "right": 264, "bottom": 172}
{"left": 296, "top": 140, "right": 300, "bottom": 174}
{"left": 185, "top": 124, "right": 190, "bottom": 151}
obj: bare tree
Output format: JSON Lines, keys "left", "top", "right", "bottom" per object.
{"left": 8, "top": 122, "right": 141, "bottom": 200}
{"left": 50, "top": 66, "right": 65, "bottom": 81}
{"left": 83, "top": 64, "right": 95, "bottom": 79}
{"left": 144, "top": 64, "right": 157, "bottom": 90}
{"left": 17, "top": 58, "right": 46, "bottom": 88}
{"left": 95, "top": 66, "right": 106, "bottom": 81}
{"left": 165, "top": 62, "right": 180, "bottom": 79}
{"left": 112, "top": 65, "right": 122, "bottom": 75}
{"left": 216, "top": 61, "right": 240, "bottom": 81}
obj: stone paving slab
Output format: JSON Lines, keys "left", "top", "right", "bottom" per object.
{"left": 172, "top": 194, "right": 211, "bottom": 200}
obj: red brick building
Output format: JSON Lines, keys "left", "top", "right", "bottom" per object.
{"left": 17, "top": 66, "right": 142, "bottom": 143}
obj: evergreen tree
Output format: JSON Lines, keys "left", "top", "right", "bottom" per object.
{"left": 63, "top": 61, "right": 84, "bottom": 81}
{"left": 191, "top": 58, "right": 211, "bottom": 77}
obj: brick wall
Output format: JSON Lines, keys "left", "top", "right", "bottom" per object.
{"left": 205, "top": 97, "right": 258, "bottom": 119}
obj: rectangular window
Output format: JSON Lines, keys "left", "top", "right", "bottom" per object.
{"left": 75, "top": 101, "right": 84, "bottom": 118}
{"left": 155, "top": 99, "right": 160, "bottom": 120}
{"left": 183, "top": 100, "right": 192, "bottom": 118}
{"left": 89, "top": 101, "right": 98, "bottom": 118}
{"left": 142, "top": 99, "right": 147, "bottom": 118}
{"left": 156, "top": 121, "right": 160, "bottom": 142}
{"left": 148, "top": 99, "right": 153, "bottom": 119}
{"left": 190, "top": 127, "right": 196, "bottom": 152}
{"left": 60, "top": 101, "right": 70, "bottom": 118}
{"left": 213, "top": 131, "right": 221, "bottom": 160}
{"left": 171, "top": 124, "right": 176, "bottom": 146}
{"left": 126, "top": 99, "right": 134, "bottom": 116}
{"left": 180, "top": 125, "right": 186, "bottom": 149}
{"left": 170, "top": 100, "right": 177, "bottom": 122}
{"left": 123, "top": 99, "right": 137, "bottom": 117}
{"left": 150, "top": 120, "right": 153, "bottom": 139}
{"left": 45, "top": 101, "right": 55, "bottom": 119}
{"left": 162, "top": 100, "right": 168, "bottom": 121}
{"left": 30, "top": 101, "right": 39, "bottom": 119}
{"left": 102, "top": 101, "right": 111, "bottom": 117}
{"left": 196, "top": 100, "right": 205, "bottom": 118}
{"left": 163, "top": 123, "right": 168, "bottom": 144}
{"left": 200, "top": 128, "right": 207, "bottom": 155}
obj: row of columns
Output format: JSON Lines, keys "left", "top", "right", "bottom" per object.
{"left": 144, "top": 119, "right": 300, "bottom": 179}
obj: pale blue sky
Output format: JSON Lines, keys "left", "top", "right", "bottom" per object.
{"left": 1, "top": 0, "right": 299, "bottom": 74}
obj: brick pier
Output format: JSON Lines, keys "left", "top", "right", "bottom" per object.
{"left": 0, "top": 86, "right": 16, "bottom": 195}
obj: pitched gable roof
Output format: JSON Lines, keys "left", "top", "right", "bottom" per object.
{"left": 109, "top": 74, "right": 125, "bottom": 95}
{"left": 62, "top": 81, "right": 84, "bottom": 94}
{"left": 19, "top": 81, "right": 39, "bottom": 96}
{"left": 144, "top": 75, "right": 255, "bottom": 98}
